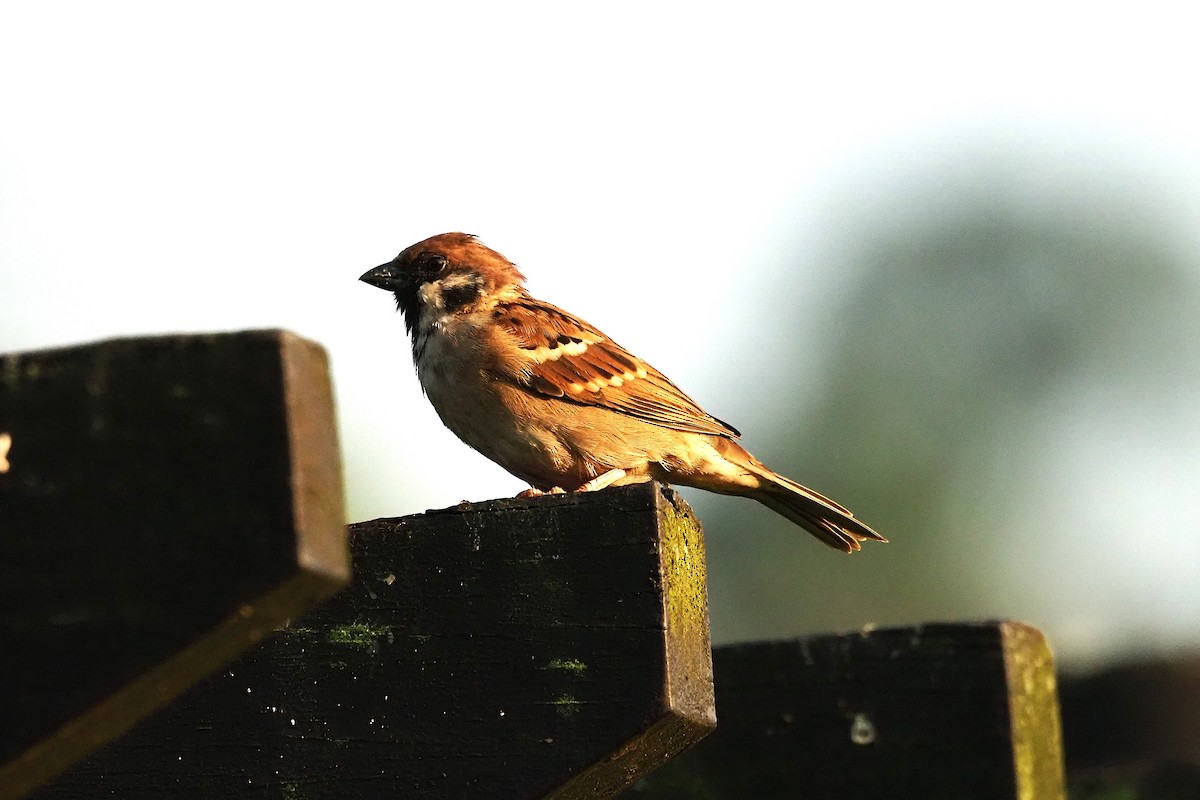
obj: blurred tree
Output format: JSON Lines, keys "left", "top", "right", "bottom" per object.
{"left": 700, "top": 150, "right": 1200, "bottom": 665}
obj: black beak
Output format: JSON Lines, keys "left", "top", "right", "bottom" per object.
{"left": 360, "top": 262, "right": 404, "bottom": 291}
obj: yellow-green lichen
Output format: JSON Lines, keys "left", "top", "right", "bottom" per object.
{"left": 660, "top": 496, "right": 710, "bottom": 645}
{"left": 1004, "top": 622, "right": 1067, "bottom": 800}
{"left": 326, "top": 621, "right": 393, "bottom": 649}
{"left": 552, "top": 694, "right": 581, "bottom": 718}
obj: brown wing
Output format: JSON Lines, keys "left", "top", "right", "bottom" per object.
{"left": 492, "top": 294, "right": 740, "bottom": 439}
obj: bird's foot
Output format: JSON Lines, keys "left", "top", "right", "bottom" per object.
{"left": 516, "top": 486, "right": 567, "bottom": 498}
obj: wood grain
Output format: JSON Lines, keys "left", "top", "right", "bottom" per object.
{"left": 38, "top": 482, "right": 714, "bottom": 799}
{"left": 0, "top": 330, "right": 349, "bottom": 799}
{"left": 625, "top": 621, "right": 1065, "bottom": 800}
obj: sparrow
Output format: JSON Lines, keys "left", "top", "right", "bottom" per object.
{"left": 360, "top": 233, "right": 885, "bottom": 552}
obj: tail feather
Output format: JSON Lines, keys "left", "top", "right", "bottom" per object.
{"left": 723, "top": 444, "right": 885, "bottom": 553}
{"left": 753, "top": 485, "right": 885, "bottom": 552}
{"left": 678, "top": 438, "right": 886, "bottom": 552}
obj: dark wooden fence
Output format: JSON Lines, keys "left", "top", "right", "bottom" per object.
{"left": 1, "top": 331, "right": 348, "bottom": 799}
{"left": 3, "top": 331, "right": 1195, "bottom": 799}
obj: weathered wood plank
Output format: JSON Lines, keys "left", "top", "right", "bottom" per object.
{"left": 38, "top": 482, "right": 715, "bottom": 799}
{"left": 625, "top": 621, "right": 1065, "bottom": 800}
{"left": 0, "top": 330, "right": 349, "bottom": 800}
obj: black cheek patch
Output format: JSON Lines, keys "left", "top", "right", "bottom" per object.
{"left": 440, "top": 279, "right": 483, "bottom": 312}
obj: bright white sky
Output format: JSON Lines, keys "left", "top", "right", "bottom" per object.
{"left": 3, "top": 2, "right": 1199, "bottom": 663}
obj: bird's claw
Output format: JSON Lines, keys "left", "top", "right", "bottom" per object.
{"left": 516, "top": 486, "right": 567, "bottom": 498}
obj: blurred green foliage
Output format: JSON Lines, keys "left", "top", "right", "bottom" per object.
{"left": 700, "top": 155, "right": 1200, "bottom": 664}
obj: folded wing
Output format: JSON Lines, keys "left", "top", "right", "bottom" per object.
{"left": 494, "top": 294, "right": 740, "bottom": 438}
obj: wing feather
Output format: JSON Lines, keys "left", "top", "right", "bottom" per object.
{"left": 494, "top": 294, "right": 739, "bottom": 438}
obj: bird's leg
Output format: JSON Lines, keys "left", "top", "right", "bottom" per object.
{"left": 576, "top": 468, "right": 628, "bottom": 492}
{"left": 516, "top": 468, "right": 629, "bottom": 498}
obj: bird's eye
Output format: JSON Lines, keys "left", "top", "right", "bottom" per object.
{"left": 418, "top": 253, "right": 447, "bottom": 279}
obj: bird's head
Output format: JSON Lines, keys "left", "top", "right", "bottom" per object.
{"left": 360, "top": 232, "right": 526, "bottom": 335}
